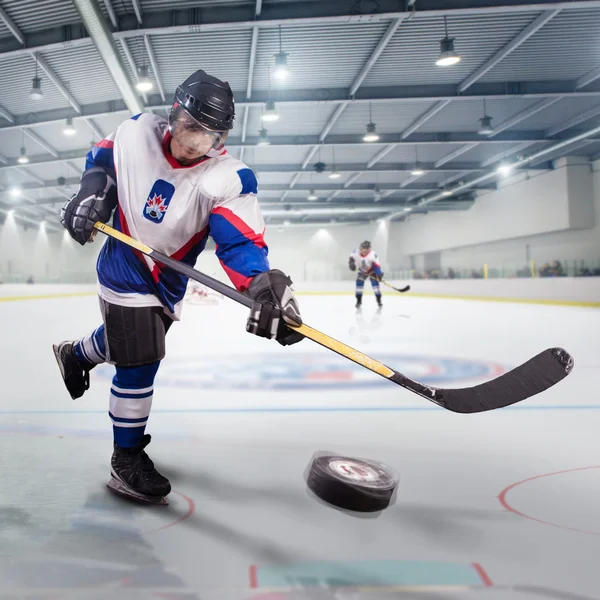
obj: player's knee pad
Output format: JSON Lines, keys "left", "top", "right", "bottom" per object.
{"left": 100, "top": 299, "right": 174, "bottom": 367}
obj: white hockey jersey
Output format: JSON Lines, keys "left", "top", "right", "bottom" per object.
{"left": 86, "top": 112, "right": 269, "bottom": 319}
{"left": 349, "top": 249, "right": 382, "bottom": 277}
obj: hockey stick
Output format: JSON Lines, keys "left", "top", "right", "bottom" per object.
{"left": 368, "top": 276, "right": 410, "bottom": 293}
{"left": 94, "top": 222, "right": 574, "bottom": 414}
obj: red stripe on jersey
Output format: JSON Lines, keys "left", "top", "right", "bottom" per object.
{"left": 171, "top": 227, "right": 209, "bottom": 261}
{"left": 219, "top": 260, "right": 253, "bottom": 292}
{"left": 211, "top": 206, "right": 266, "bottom": 248}
{"left": 95, "top": 139, "right": 114, "bottom": 149}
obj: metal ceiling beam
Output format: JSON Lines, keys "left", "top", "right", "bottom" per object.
{"left": 102, "top": 0, "right": 118, "bottom": 28}
{"left": 546, "top": 104, "right": 600, "bottom": 137}
{"left": 32, "top": 53, "right": 82, "bottom": 113}
{"left": 241, "top": 1, "right": 262, "bottom": 164}
{"left": 120, "top": 39, "right": 147, "bottom": 104}
{"left": 480, "top": 141, "right": 540, "bottom": 167}
{"left": 387, "top": 116, "right": 600, "bottom": 220}
{"left": 72, "top": 0, "right": 144, "bottom": 116}
{"left": 131, "top": 0, "right": 143, "bottom": 24}
{"left": 22, "top": 129, "right": 59, "bottom": 158}
{"left": 576, "top": 65, "right": 600, "bottom": 90}
{"left": 401, "top": 100, "right": 452, "bottom": 138}
{"left": 4, "top": 83, "right": 600, "bottom": 133}
{"left": 349, "top": 17, "right": 405, "bottom": 97}
{"left": 458, "top": 10, "right": 560, "bottom": 92}
{"left": 300, "top": 102, "right": 348, "bottom": 171}
{"left": 434, "top": 143, "right": 479, "bottom": 168}
{"left": 0, "top": 104, "right": 14, "bottom": 123}
{"left": 14, "top": 166, "right": 45, "bottom": 185}
{"left": 487, "top": 97, "right": 562, "bottom": 137}
{"left": 1, "top": 1, "right": 599, "bottom": 61}
{"left": 0, "top": 6, "right": 24, "bottom": 45}
{"left": 301, "top": 15, "right": 404, "bottom": 173}
{"left": 0, "top": 180, "right": 496, "bottom": 201}
{"left": 367, "top": 144, "right": 397, "bottom": 168}
{"left": 84, "top": 117, "right": 104, "bottom": 140}
{"left": 143, "top": 35, "right": 165, "bottom": 102}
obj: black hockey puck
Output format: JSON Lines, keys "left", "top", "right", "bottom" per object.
{"left": 306, "top": 453, "right": 398, "bottom": 513}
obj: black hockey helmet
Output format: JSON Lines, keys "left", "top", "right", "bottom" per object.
{"left": 171, "top": 69, "right": 235, "bottom": 132}
{"left": 360, "top": 240, "right": 371, "bottom": 251}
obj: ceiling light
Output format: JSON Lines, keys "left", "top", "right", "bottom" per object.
{"left": 411, "top": 164, "right": 425, "bottom": 176}
{"left": 283, "top": 219, "right": 291, "bottom": 226}
{"left": 63, "top": 116, "right": 76, "bottom": 136}
{"left": 9, "top": 186, "right": 22, "bottom": 198}
{"left": 436, "top": 39, "right": 461, "bottom": 66}
{"left": 497, "top": 163, "right": 512, "bottom": 176}
{"left": 403, "top": 207, "right": 412, "bottom": 212}
{"left": 363, "top": 122, "right": 379, "bottom": 143}
{"left": 257, "top": 128, "right": 270, "bottom": 146}
{"left": 17, "top": 147, "right": 29, "bottom": 164}
{"left": 307, "top": 190, "right": 318, "bottom": 201}
{"left": 30, "top": 76, "right": 43, "bottom": 100}
{"left": 478, "top": 115, "right": 494, "bottom": 135}
{"left": 373, "top": 188, "right": 382, "bottom": 202}
{"left": 328, "top": 169, "right": 341, "bottom": 179}
{"left": 136, "top": 66, "right": 153, "bottom": 92}
{"left": 261, "top": 100, "right": 279, "bottom": 122}
{"left": 441, "top": 189, "right": 453, "bottom": 196}
{"left": 436, "top": 18, "right": 460, "bottom": 67}
{"left": 273, "top": 52, "right": 290, "bottom": 80}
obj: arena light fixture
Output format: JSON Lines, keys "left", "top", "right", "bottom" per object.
{"left": 497, "top": 163, "right": 513, "bottom": 176}
{"left": 17, "top": 147, "right": 29, "bottom": 164}
{"left": 436, "top": 17, "right": 461, "bottom": 66}
{"left": 257, "top": 128, "right": 270, "bottom": 146}
{"left": 261, "top": 100, "right": 279, "bottom": 122}
{"left": 307, "top": 190, "right": 318, "bottom": 201}
{"left": 63, "top": 117, "right": 76, "bottom": 136}
{"left": 136, "top": 66, "right": 153, "bottom": 92}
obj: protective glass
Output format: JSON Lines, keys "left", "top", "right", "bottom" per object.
{"left": 168, "top": 105, "right": 226, "bottom": 152}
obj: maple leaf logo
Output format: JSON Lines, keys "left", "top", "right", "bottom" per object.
{"left": 145, "top": 193, "right": 168, "bottom": 220}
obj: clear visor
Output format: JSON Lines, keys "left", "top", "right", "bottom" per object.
{"left": 169, "top": 105, "right": 227, "bottom": 152}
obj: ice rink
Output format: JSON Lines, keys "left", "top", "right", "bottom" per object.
{"left": 1, "top": 285, "right": 599, "bottom": 599}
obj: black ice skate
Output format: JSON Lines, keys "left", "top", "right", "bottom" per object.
{"left": 355, "top": 295, "right": 362, "bottom": 309}
{"left": 107, "top": 434, "right": 171, "bottom": 506}
{"left": 52, "top": 341, "right": 94, "bottom": 400}
{"left": 376, "top": 296, "right": 383, "bottom": 309}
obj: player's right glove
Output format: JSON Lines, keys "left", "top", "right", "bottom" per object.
{"left": 349, "top": 257, "right": 356, "bottom": 271}
{"left": 61, "top": 167, "right": 117, "bottom": 246}
{"left": 246, "top": 269, "right": 304, "bottom": 346}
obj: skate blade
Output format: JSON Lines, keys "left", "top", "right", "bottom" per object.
{"left": 106, "top": 477, "right": 169, "bottom": 506}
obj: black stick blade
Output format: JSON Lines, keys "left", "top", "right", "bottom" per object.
{"left": 437, "top": 348, "right": 574, "bottom": 414}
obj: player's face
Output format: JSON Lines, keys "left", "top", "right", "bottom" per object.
{"left": 359, "top": 248, "right": 369, "bottom": 257}
{"left": 169, "top": 106, "right": 227, "bottom": 160}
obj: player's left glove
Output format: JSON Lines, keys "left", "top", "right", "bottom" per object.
{"left": 372, "top": 272, "right": 383, "bottom": 282}
{"left": 246, "top": 269, "right": 304, "bottom": 346}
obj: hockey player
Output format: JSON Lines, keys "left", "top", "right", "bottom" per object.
{"left": 53, "top": 70, "right": 304, "bottom": 504}
{"left": 348, "top": 241, "right": 383, "bottom": 309}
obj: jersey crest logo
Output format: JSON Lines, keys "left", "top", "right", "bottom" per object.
{"left": 143, "top": 179, "right": 175, "bottom": 224}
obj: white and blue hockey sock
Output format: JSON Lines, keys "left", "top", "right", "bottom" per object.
{"left": 355, "top": 277, "right": 365, "bottom": 297}
{"left": 73, "top": 325, "right": 106, "bottom": 369}
{"left": 109, "top": 362, "right": 160, "bottom": 448}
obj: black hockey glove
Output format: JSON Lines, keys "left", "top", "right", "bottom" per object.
{"left": 348, "top": 257, "right": 356, "bottom": 271}
{"left": 371, "top": 272, "right": 383, "bottom": 282}
{"left": 61, "top": 167, "right": 117, "bottom": 246}
{"left": 246, "top": 269, "right": 304, "bottom": 346}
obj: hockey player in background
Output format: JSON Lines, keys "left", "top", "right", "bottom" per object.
{"left": 348, "top": 240, "right": 383, "bottom": 309}
{"left": 53, "top": 69, "right": 304, "bottom": 504}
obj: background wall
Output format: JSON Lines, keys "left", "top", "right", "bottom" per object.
{"left": 388, "top": 157, "right": 600, "bottom": 273}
